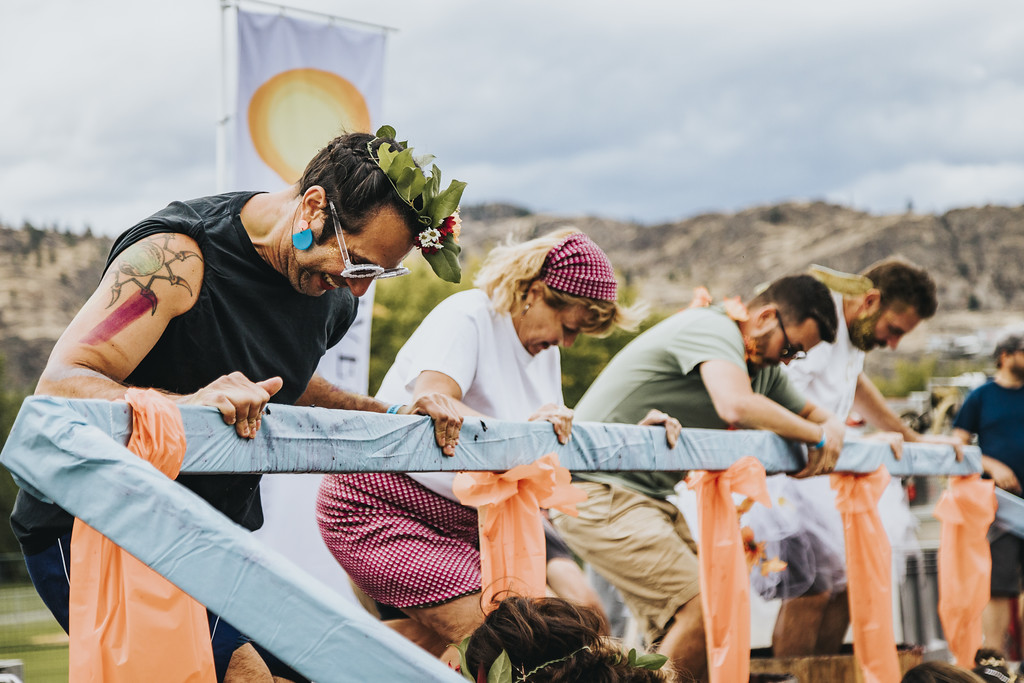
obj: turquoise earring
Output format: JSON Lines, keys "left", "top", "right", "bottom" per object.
{"left": 292, "top": 219, "right": 313, "bottom": 250}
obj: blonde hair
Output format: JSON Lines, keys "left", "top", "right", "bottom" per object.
{"left": 474, "top": 227, "right": 645, "bottom": 337}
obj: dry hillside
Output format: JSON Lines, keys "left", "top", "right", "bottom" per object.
{"left": 460, "top": 201, "right": 1024, "bottom": 314}
{"left": 3, "top": 200, "right": 1024, "bottom": 389}
{"left": 0, "top": 225, "right": 112, "bottom": 388}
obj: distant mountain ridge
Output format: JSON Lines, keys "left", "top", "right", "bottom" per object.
{"left": 461, "top": 201, "right": 1024, "bottom": 314}
{"left": 3, "top": 201, "right": 1023, "bottom": 389}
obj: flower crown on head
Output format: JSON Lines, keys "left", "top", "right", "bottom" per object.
{"left": 370, "top": 125, "right": 467, "bottom": 283}
{"left": 452, "top": 638, "right": 668, "bottom": 682}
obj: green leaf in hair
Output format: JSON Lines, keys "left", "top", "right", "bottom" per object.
{"left": 394, "top": 166, "right": 423, "bottom": 203}
{"left": 430, "top": 180, "right": 468, "bottom": 226}
{"left": 452, "top": 636, "right": 476, "bottom": 682}
{"left": 423, "top": 241, "right": 462, "bottom": 284}
{"left": 633, "top": 653, "right": 670, "bottom": 670}
{"left": 367, "top": 125, "right": 467, "bottom": 283}
{"left": 487, "top": 651, "right": 512, "bottom": 683}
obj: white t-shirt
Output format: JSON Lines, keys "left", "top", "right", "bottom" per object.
{"left": 783, "top": 292, "right": 865, "bottom": 419}
{"left": 763, "top": 293, "right": 916, "bottom": 590}
{"left": 376, "top": 289, "right": 563, "bottom": 498}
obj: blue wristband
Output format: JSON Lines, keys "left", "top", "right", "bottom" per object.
{"left": 814, "top": 430, "right": 827, "bottom": 450}
{"left": 386, "top": 404, "right": 402, "bottom": 415}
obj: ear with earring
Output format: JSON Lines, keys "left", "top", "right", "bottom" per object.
{"left": 292, "top": 218, "right": 313, "bottom": 250}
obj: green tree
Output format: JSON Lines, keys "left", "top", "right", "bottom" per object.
{"left": 560, "top": 313, "right": 665, "bottom": 408}
{"left": 369, "top": 261, "right": 472, "bottom": 395}
{"left": 871, "top": 357, "right": 938, "bottom": 397}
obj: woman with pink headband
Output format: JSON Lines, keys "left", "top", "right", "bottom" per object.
{"left": 316, "top": 228, "right": 661, "bottom": 666}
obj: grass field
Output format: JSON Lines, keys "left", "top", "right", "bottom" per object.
{"left": 0, "top": 583, "right": 69, "bottom": 682}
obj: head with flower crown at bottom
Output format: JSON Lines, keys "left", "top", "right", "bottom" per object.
{"left": 461, "top": 596, "right": 674, "bottom": 683}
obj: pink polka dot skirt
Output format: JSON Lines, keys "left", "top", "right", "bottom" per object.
{"left": 316, "top": 473, "right": 482, "bottom": 609}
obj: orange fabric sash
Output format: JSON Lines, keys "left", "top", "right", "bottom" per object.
{"left": 69, "top": 389, "right": 216, "bottom": 682}
{"left": 686, "top": 456, "right": 770, "bottom": 683}
{"left": 830, "top": 466, "right": 899, "bottom": 683}
{"left": 453, "top": 453, "right": 587, "bottom": 611}
{"left": 934, "top": 474, "right": 997, "bottom": 668}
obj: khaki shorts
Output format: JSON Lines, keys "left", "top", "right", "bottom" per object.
{"left": 551, "top": 481, "right": 700, "bottom": 644}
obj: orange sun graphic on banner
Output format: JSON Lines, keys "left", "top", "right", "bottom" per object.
{"left": 248, "top": 68, "right": 371, "bottom": 184}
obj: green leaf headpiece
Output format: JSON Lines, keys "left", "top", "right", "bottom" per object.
{"left": 453, "top": 637, "right": 668, "bottom": 682}
{"left": 370, "top": 125, "right": 467, "bottom": 283}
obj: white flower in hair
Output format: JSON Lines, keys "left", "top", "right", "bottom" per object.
{"left": 370, "top": 124, "right": 467, "bottom": 282}
{"left": 418, "top": 228, "right": 443, "bottom": 250}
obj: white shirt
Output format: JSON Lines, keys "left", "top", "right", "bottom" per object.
{"left": 783, "top": 292, "right": 865, "bottom": 419}
{"left": 376, "top": 289, "right": 563, "bottom": 498}
{"left": 771, "top": 293, "right": 915, "bottom": 575}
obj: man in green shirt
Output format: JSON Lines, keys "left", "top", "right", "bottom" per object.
{"left": 552, "top": 274, "right": 847, "bottom": 682}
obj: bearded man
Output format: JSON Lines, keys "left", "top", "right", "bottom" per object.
{"left": 753, "top": 257, "right": 961, "bottom": 657}
{"left": 551, "top": 274, "right": 845, "bottom": 682}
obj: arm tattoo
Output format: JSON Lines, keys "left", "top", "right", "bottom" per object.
{"left": 82, "top": 235, "right": 202, "bottom": 345}
{"left": 107, "top": 234, "right": 203, "bottom": 312}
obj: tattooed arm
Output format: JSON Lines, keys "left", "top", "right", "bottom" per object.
{"left": 37, "top": 232, "right": 281, "bottom": 439}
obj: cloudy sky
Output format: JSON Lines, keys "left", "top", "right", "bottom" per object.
{"left": 3, "top": 0, "right": 1023, "bottom": 236}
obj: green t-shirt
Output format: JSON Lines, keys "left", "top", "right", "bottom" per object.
{"left": 575, "top": 306, "right": 806, "bottom": 499}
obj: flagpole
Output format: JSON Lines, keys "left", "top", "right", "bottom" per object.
{"left": 216, "top": 0, "right": 233, "bottom": 193}
{"left": 228, "top": 0, "right": 397, "bottom": 33}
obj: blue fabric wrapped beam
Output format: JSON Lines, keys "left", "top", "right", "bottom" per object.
{"left": 0, "top": 396, "right": 989, "bottom": 682}
{"left": 8, "top": 396, "right": 979, "bottom": 480}
{"left": 994, "top": 488, "right": 1024, "bottom": 539}
{"left": 0, "top": 397, "right": 461, "bottom": 683}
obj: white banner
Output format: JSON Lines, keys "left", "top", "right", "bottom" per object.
{"left": 233, "top": 8, "right": 386, "bottom": 601}
{"left": 233, "top": 9, "right": 385, "bottom": 190}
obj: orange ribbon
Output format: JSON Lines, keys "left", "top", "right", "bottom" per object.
{"left": 831, "top": 467, "right": 899, "bottom": 683}
{"left": 69, "top": 389, "right": 215, "bottom": 683}
{"left": 453, "top": 453, "right": 587, "bottom": 611}
{"left": 686, "top": 456, "right": 770, "bottom": 683}
{"left": 934, "top": 474, "right": 997, "bottom": 668}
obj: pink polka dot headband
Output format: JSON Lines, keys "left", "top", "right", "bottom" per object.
{"left": 540, "top": 233, "right": 618, "bottom": 302}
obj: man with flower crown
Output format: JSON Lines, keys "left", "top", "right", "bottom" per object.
{"left": 10, "top": 126, "right": 467, "bottom": 682}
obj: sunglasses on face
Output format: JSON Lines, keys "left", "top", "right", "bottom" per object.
{"left": 777, "top": 314, "right": 807, "bottom": 361}
{"left": 328, "top": 201, "right": 410, "bottom": 280}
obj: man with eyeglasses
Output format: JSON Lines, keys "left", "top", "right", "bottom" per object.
{"left": 753, "top": 257, "right": 957, "bottom": 658}
{"left": 12, "top": 129, "right": 466, "bottom": 682}
{"left": 551, "top": 273, "right": 846, "bottom": 682}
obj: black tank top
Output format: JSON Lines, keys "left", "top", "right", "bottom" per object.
{"left": 12, "top": 192, "right": 357, "bottom": 554}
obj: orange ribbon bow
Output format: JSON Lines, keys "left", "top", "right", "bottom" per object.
{"left": 831, "top": 466, "right": 899, "bottom": 683}
{"left": 453, "top": 453, "right": 587, "bottom": 611}
{"left": 69, "top": 389, "right": 215, "bottom": 682}
{"left": 687, "top": 456, "right": 770, "bottom": 683}
{"left": 934, "top": 474, "right": 997, "bottom": 668}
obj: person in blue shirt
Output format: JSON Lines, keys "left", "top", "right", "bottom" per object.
{"left": 953, "top": 332, "right": 1024, "bottom": 655}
